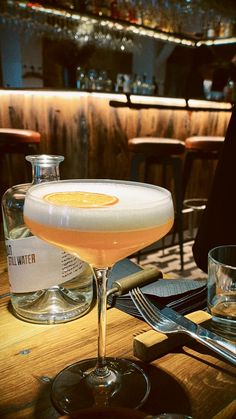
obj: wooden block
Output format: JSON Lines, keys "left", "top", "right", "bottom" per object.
{"left": 133, "top": 310, "right": 212, "bottom": 362}
{"left": 211, "top": 400, "right": 236, "bottom": 419}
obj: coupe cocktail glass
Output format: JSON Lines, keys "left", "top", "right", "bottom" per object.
{"left": 24, "top": 179, "right": 174, "bottom": 414}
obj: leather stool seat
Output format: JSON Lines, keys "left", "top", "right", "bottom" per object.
{"left": 183, "top": 135, "right": 225, "bottom": 196}
{"left": 185, "top": 136, "right": 224, "bottom": 153}
{"left": 128, "top": 137, "right": 185, "bottom": 155}
{"left": 128, "top": 137, "right": 185, "bottom": 270}
{"left": 0, "top": 128, "right": 40, "bottom": 150}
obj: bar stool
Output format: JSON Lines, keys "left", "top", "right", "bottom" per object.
{"left": 128, "top": 137, "right": 185, "bottom": 270}
{"left": 0, "top": 128, "right": 41, "bottom": 198}
{"left": 183, "top": 135, "right": 224, "bottom": 238}
{"left": 0, "top": 128, "right": 41, "bottom": 151}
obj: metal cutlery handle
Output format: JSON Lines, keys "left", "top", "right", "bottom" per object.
{"left": 108, "top": 265, "right": 162, "bottom": 297}
{"left": 159, "top": 303, "right": 236, "bottom": 365}
{"left": 187, "top": 328, "right": 236, "bottom": 366}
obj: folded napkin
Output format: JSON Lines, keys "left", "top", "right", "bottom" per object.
{"left": 108, "top": 258, "right": 207, "bottom": 317}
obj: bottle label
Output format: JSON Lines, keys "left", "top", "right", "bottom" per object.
{"left": 6, "top": 236, "right": 86, "bottom": 293}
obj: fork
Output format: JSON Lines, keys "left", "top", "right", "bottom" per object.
{"left": 130, "top": 287, "right": 236, "bottom": 366}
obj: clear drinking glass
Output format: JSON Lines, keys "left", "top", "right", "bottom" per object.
{"left": 23, "top": 179, "right": 174, "bottom": 414}
{"left": 208, "top": 245, "right": 236, "bottom": 337}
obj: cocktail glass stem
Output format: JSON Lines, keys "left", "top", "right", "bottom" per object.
{"left": 93, "top": 267, "right": 111, "bottom": 372}
{"left": 87, "top": 267, "right": 118, "bottom": 397}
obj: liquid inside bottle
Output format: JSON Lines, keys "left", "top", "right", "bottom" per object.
{"left": 1, "top": 155, "right": 93, "bottom": 324}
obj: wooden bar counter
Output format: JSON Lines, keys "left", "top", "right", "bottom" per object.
{"left": 0, "top": 89, "right": 232, "bottom": 199}
{"left": 0, "top": 240, "right": 235, "bottom": 419}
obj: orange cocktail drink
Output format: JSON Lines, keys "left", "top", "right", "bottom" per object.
{"left": 24, "top": 180, "right": 174, "bottom": 268}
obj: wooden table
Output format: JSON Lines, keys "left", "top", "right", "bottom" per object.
{"left": 0, "top": 242, "right": 235, "bottom": 419}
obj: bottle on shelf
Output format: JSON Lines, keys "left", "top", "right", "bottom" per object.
{"left": 110, "top": 0, "right": 120, "bottom": 20}
{"left": 224, "top": 22, "right": 233, "bottom": 37}
{"left": 123, "top": 74, "right": 131, "bottom": 93}
{"left": 83, "top": 0, "right": 96, "bottom": 15}
{"left": 134, "top": 0, "right": 143, "bottom": 25}
{"left": 131, "top": 73, "right": 138, "bottom": 94}
{"left": 141, "top": 1, "right": 154, "bottom": 28}
{"left": 150, "top": 76, "right": 158, "bottom": 95}
{"left": 1, "top": 155, "right": 93, "bottom": 324}
{"left": 87, "top": 69, "right": 98, "bottom": 90}
{"left": 105, "top": 72, "right": 113, "bottom": 91}
{"left": 118, "top": 0, "right": 131, "bottom": 22}
{"left": 76, "top": 66, "right": 89, "bottom": 90}
{"left": 97, "top": 0, "right": 111, "bottom": 17}
{"left": 141, "top": 73, "right": 149, "bottom": 95}
{"left": 136, "top": 74, "right": 143, "bottom": 94}
{"left": 115, "top": 74, "right": 125, "bottom": 92}
{"left": 128, "top": 0, "right": 139, "bottom": 24}
{"left": 223, "top": 78, "right": 235, "bottom": 102}
{"left": 96, "top": 70, "right": 113, "bottom": 91}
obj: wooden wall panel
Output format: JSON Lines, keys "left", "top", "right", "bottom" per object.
{"left": 0, "top": 90, "right": 232, "bottom": 201}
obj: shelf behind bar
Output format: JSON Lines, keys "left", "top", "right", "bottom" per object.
{"left": 6, "top": 1, "right": 236, "bottom": 47}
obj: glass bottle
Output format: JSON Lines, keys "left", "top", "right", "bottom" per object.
{"left": 1, "top": 155, "right": 93, "bottom": 324}
{"left": 141, "top": 73, "right": 149, "bottom": 95}
{"left": 97, "top": 0, "right": 111, "bottom": 17}
{"left": 131, "top": 73, "right": 138, "bottom": 94}
{"left": 76, "top": 66, "right": 87, "bottom": 90}
{"left": 150, "top": 76, "right": 158, "bottom": 95}
{"left": 110, "top": 0, "right": 119, "bottom": 19}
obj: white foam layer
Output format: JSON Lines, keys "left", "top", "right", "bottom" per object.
{"left": 24, "top": 180, "right": 174, "bottom": 231}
